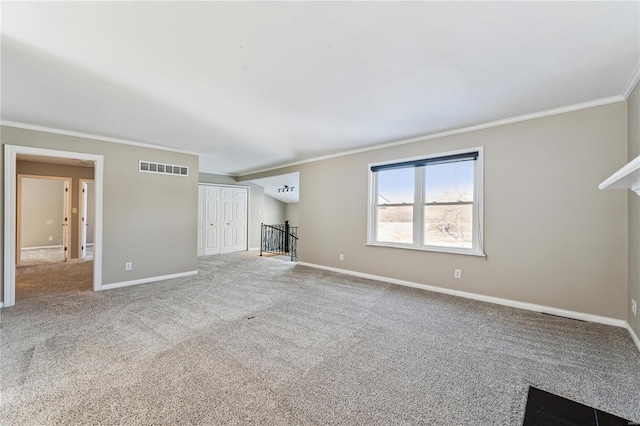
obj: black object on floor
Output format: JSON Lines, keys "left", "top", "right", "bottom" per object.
{"left": 522, "top": 386, "right": 635, "bottom": 426}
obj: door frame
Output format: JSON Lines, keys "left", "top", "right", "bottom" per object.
{"left": 16, "top": 174, "right": 72, "bottom": 266}
{"left": 78, "top": 178, "right": 95, "bottom": 261}
{"left": 4, "top": 145, "right": 104, "bottom": 307}
{"left": 198, "top": 183, "right": 250, "bottom": 256}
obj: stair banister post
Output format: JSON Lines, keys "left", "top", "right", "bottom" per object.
{"left": 284, "top": 221, "right": 290, "bottom": 254}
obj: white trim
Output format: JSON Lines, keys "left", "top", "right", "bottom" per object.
{"left": 297, "top": 262, "right": 627, "bottom": 328}
{"left": 79, "top": 179, "right": 95, "bottom": 261}
{"left": 238, "top": 96, "right": 624, "bottom": 176}
{"left": 365, "top": 242, "right": 487, "bottom": 257}
{"left": 198, "top": 182, "right": 250, "bottom": 189}
{"left": 622, "top": 62, "right": 640, "bottom": 100}
{"left": 21, "top": 245, "right": 64, "bottom": 250}
{"left": 100, "top": 270, "right": 198, "bottom": 291}
{"left": 0, "top": 302, "right": 3, "bottom": 308}
{"left": 248, "top": 247, "right": 260, "bottom": 251}
{"left": 598, "top": 154, "right": 640, "bottom": 196}
{"left": 4, "top": 145, "right": 104, "bottom": 307}
{"left": 0, "top": 121, "right": 198, "bottom": 156}
{"left": 198, "top": 170, "right": 236, "bottom": 177}
{"left": 626, "top": 322, "right": 640, "bottom": 353}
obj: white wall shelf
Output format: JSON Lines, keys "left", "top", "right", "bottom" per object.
{"left": 599, "top": 155, "right": 640, "bottom": 196}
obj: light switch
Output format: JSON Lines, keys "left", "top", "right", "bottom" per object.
{"left": 72, "top": 208, "right": 78, "bottom": 214}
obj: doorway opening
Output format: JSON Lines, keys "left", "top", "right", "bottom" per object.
{"left": 4, "top": 145, "right": 104, "bottom": 307}
{"left": 247, "top": 172, "right": 300, "bottom": 262}
{"left": 17, "top": 175, "right": 72, "bottom": 266}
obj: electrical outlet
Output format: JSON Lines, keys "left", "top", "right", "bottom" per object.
{"left": 339, "top": 254, "right": 344, "bottom": 261}
{"left": 125, "top": 262, "right": 132, "bottom": 271}
{"left": 48, "top": 236, "right": 53, "bottom": 241}
{"left": 454, "top": 269, "right": 462, "bottom": 279}
{"left": 632, "top": 299, "right": 637, "bottom": 317}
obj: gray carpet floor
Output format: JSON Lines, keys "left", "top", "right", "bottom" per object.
{"left": 19, "top": 246, "right": 94, "bottom": 266}
{"left": 1, "top": 252, "right": 639, "bottom": 425}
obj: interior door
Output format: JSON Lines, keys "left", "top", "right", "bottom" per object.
{"left": 232, "top": 188, "right": 248, "bottom": 252}
{"left": 220, "top": 187, "right": 248, "bottom": 254}
{"left": 205, "top": 186, "right": 221, "bottom": 255}
{"left": 197, "top": 185, "right": 206, "bottom": 256}
{"left": 62, "top": 180, "right": 70, "bottom": 262}
{"left": 220, "top": 188, "right": 235, "bottom": 253}
{"left": 81, "top": 181, "right": 88, "bottom": 260}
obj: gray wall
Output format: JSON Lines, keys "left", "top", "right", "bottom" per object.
{"left": 264, "top": 195, "right": 286, "bottom": 225}
{"left": 20, "top": 177, "right": 64, "bottom": 248}
{"left": 242, "top": 103, "right": 629, "bottom": 320}
{"left": 628, "top": 83, "right": 640, "bottom": 336}
{"left": 285, "top": 203, "right": 299, "bottom": 226}
{"left": 1, "top": 126, "right": 199, "bottom": 301}
{"left": 17, "top": 161, "right": 94, "bottom": 259}
{"left": 199, "top": 172, "right": 264, "bottom": 249}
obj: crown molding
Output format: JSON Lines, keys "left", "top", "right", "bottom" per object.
{"left": 238, "top": 95, "right": 625, "bottom": 177}
{"left": 622, "top": 62, "right": 640, "bottom": 100}
{"left": 0, "top": 120, "right": 200, "bottom": 156}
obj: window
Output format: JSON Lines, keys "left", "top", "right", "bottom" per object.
{"left": 368, "top": 148, "right": 484, "bottom": 256}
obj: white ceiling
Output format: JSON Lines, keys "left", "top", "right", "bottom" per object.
{"left": 250, "top": 172, "right": 300, "bottom": 204}
{"left": 1, "top": 2, "right": 638, "bottom": 176}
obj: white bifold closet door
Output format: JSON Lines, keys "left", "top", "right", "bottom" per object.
{"left": 198, "top": 185, "right": 248, "bottom": 256}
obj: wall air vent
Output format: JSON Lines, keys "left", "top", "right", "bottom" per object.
{"left": 139, "top": 161, "right": 189, "bottom": 177}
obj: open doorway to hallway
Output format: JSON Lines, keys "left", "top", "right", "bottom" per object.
{"left": 14, "top": 156, "right": 96, "bottom": 300}
{"left": 4, "top": 145, "right": 104, "bottom": 307}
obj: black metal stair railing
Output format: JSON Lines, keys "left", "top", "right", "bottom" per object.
{"left": 260, "top": 221, "right": 298, "bottom": 261}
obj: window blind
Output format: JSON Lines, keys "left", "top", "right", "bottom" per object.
{"left": 370, "top": 151, "right": 478, "bottom": 172}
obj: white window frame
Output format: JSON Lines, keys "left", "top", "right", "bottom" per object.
{"left": 367, "top": 147, "right": 485, "bottom": 257}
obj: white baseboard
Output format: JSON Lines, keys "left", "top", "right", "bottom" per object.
{"left": 297, "top": 262, "right": 627, "bottom": 328}
{"left": 248, "top": 247, "right": 260, "bottom": 251}
{"left": 101, "top": 270, "right": 198, "bottom": 291}
{"left": 0, "top": 302, "right": 4, "bottom": 308}
{"left": 626, "top": 322, "right": 640, "bottom": 353}
{"left": 21, "top": 245, "right": 63, "bottom": 250}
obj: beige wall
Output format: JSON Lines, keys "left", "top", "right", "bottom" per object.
{"left": 17, "top": 161, "right": 95, "bottom": 259}
{"left": 20, "top": 177, "right": 65, "bottom": 248}
{"left": 285, "top": 203, "right": 299, "bottom": 226}
{"left": 264, "top": 195, "right": 286, "bottom": 225}
{"left": 2, "top": 126, "right": 199, "bottom": 302}
{"left": 628, "top": 83, "right": 640, "bottom": 336}
{"left": 199, "top": 172, "right": 264, "bottom": 249}
{"left": 198, "top": 172, "right": 238, "bottom": 186}
{"left": 243, "top": 103, "right": 628, "bottom": 320}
